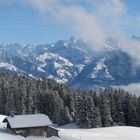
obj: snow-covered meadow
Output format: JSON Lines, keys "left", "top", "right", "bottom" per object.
{"left": 59, "top": 125, "right": 140, "bottom": 140}
{"left": 0, "top": 115, "right": 140, "bottom": 140}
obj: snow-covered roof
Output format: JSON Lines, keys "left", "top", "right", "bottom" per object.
{"left": 3, "top": 114, "right": 52, "bottom": 129}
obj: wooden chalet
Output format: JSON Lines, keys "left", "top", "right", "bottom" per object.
{"left": 3, "top": 114, "right": 59, "bottom": 137}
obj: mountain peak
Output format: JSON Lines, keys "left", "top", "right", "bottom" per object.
{"left": 69, "top": 36, "right": 77, "bottom": 44}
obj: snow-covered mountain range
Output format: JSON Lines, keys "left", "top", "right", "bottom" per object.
{"left": 1, "top": 37, "right": 140, "bottom": 89}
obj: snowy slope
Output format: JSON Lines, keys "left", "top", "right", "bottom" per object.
{"left": 88, "top": 58, "right": 114, "bottom": 80}
{"left": 59, "top": 125, "right": 140, "bottom": 140}
{"left": 0, "top": 62, "right": 18, "bottom": 72}
{"left": 70, "top": 49, "right": 140, "bottom": 89}
{"left": 36, "top": 52, "right": 81, "bottom": 83}
{"left": 33, "top": 38, "right": 91, "bottom": 83}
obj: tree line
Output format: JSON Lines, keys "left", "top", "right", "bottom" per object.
{"left": 0, "top": 73, "right": 140, "bottom": 128}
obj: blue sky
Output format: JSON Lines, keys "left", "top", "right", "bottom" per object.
{"left": 0, "top": 1, "right": 74, "bottom": 44}
{"left": 124, "top": 0, "right": 140, "bottom": 15}
{"left": 0, "top": 0, "right": 140, "bottom": 45}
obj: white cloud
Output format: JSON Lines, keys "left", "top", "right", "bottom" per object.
{"left": 118, "top": 38, "right": 140, "bottom": 66}
{"left": 23, "top": 0, "right": 140, "bottom": 50}
{"left": 25, "top": 0, "right": 59, "bottom": 13}
{"left": 1, "top": 0, "right": 140, "bottom": 63}
{"left": 114, "top": 83, "right": 140, "bottom": 95}
{"left": 72, "top": 9, "right": 106, "bottom": 51}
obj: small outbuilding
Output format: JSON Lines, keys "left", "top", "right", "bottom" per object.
{"left": 3, "top": 114, "right": 59, "bottom": 137}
